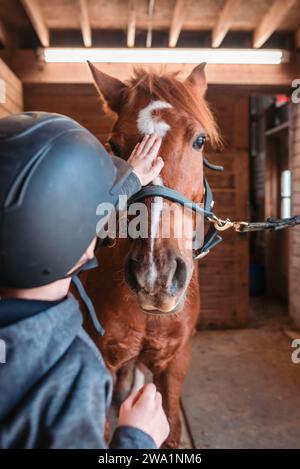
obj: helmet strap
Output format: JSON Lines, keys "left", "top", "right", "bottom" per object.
{"left": 71, "top": 257, "right": 105, "bottom": 336}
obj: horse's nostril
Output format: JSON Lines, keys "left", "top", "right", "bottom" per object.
{"left": 125, "top": 258, "right": 141, "bottom": 292}
{"left": 170, "top": 257, "right": 187, "bottom": 294}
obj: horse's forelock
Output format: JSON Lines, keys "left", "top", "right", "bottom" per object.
{"left": 124, "top": 68, "right": 222, "bottom": 149}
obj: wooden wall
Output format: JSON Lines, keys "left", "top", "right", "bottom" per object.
{"left": 199, "top": 87, "right": 249, "bottom": 328}
{"left": 24, "top": 83, "right": 112, "bottom": 142}
{"left": 0, "top": 58, "right": 23, "bottom": 116}
{"left": 24, "top": 82, "right": 249, "bottom": 329}
{"left": 290, "top": 103, "right": 300, "bottom": 328}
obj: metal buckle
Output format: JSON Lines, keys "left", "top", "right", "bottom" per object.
{"left": 194, "top": 249, "right": 210, "bottom": 260}
{"left": 208, "top": 215, "right": 234, "bottom": 231}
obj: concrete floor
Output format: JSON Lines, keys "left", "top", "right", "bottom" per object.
{"left": 108, "top": 297, "right": 300, "bottom": 449}
{"left": 182, "top": 297, "right": 300, "bottom": 449}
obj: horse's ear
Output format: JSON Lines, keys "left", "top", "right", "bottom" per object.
{"left": 186, "top": 63, "right": 207, "bottom": 95}
{"left": 87, "top": 61, "right": 127, "bottom": 113}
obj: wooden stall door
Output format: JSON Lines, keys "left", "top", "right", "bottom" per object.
{"left": 199, "top": 86, "right": 249, "bottom": 328}
{"left": 265, "top": 126, "right": 290, "bottom": 302}
{"left": 290, "top": 104, "right": 300, "bottom": 328}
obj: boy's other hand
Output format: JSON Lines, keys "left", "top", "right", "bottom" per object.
{"left": 117, "top": 383, "right": 170, "bottom": 448}
{"left": 128, "top": 134, "right": 164, "bottom": 186}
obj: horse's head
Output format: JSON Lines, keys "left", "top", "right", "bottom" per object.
{"left": 89, "top": 63, "right": 220, "bottom": 314}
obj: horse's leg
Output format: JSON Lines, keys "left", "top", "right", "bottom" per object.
{"left": 113, "top": 359, "right": 136, "bottom": 404}
{"left": 153, "top": 342, "right": 191, "bottom": 449}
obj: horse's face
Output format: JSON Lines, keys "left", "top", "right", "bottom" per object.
{"left": 89, "top": 63, "right": 219, "bottom": 314}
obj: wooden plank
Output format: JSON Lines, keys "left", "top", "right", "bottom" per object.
{"left": 4, "top": 85, "right": 23, "bottom": 109}
{"left": 294, "top": 141, "right": 300, "bottom": 155}
{"left": 127, "top": 0, "right": 136, "bottom": 48}
{"left": 253, "top": 0, "right": 297, "bottom": 48}
{"left": 233, "top": 98, "right": 249, "bottom": 327}
{"left": 0, "top": 58, "right": 22, "bottom": 96}
{"left": 199, "top": 88, "right": 249, "bottom": 328}
{"left": 169, "top": 0, "right": 185, "bottom": 48}
{"left": 5, "top": 50, "right": 300, "bottom": 86}
{"left": 0, "top": 107, "right": 10, "bottom": 117}
{"left": 0, "top": 58, "right": 23, "bottom": 115}
{"left": 212, "top": 0, "right": 241, "bottom": 48}
{"left": 79, "top": 0, "right": 92, "bottom": 47}
{"left": 292, "top": 192, "right": 300, "bottom": 205}
{"left": 291, "top": 167, "right": 300, "bottom": 178}
{"left": 20, "top": 0, "right": 49, "bottom": 47}
{"left": 146, "top": 0, "right": 155, "bottom": 48}
{"left": 293, "top": 165, "right": 300, "bottom": 173}
{"left": 1, "top": 93, "right": 22, "bottom": 114}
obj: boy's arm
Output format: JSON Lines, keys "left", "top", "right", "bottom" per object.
{"left": 109, "top": 426, "right": 157, "bottom": 449}
{"left": 111, "top": 155, "right": 142, "bottom": 199}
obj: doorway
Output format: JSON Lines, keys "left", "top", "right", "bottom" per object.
{"left": 250, "top": 95, "right": 291, "bottom": 305}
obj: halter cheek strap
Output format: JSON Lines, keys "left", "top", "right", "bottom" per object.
{"left": 193, "top": 178, "right": 222, "bottom": 259}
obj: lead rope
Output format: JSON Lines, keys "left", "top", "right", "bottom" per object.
{"left": 208, "top": 213, "right": 300, "bottom": 233}
{"left": 203, "top": 158, "right": 300, "bottom": 233}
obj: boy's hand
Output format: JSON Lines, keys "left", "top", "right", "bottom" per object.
{"left": 117, "top": 383, "right": 170, "bottom": 448}
{"left": 128, "top": 134, "right": 164, "bottom": 186}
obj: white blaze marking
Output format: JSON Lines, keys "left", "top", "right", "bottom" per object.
{"left": 137, "top": 100, "right": 172, "bottom": 138}
{"left": 148, "top": 176, "right": 164, "bottom": 287}
{"left": 137, "top": 100, "right": 172, "bottom": 287}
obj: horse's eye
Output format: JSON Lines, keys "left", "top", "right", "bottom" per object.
{"left": 192, "top": 134, "right": 206, "bottom": 150}
{"left": 109, "top": 140, "right": 121, "bottom": 157}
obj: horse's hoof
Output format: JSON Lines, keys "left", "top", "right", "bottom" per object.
{"left": 113, "top": 388, "right": 130, "bottom": 405}
{"left": 162, "top": 439, "right": 180, "bottom": 449}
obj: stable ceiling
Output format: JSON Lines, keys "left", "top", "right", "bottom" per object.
{"left": 0, "top": 0, "right": 299, "bottom": 49}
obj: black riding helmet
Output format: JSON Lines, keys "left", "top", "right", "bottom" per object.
{"left": 0, "top": 112, "right": 129, "bottom": 289}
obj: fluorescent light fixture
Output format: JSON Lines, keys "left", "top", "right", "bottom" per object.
{"left": 44, "top": 48, "right": 287, "bottom": 65}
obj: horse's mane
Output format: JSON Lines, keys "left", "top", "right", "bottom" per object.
{"left": 124, "top": 68, "right": 221, "bottom": 148}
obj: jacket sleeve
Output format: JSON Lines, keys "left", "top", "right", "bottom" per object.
{"left": 111, "top": 155, "right": 142, "bottom": 200}
{"left": 41, "top": 331, "right": 156, "bottom": 450}
{"left": 110, "top": 426, "right": 157, "bottom": 450}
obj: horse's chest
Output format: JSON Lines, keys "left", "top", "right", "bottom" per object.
{"left": 139, "top": 319, "right": 187, "bottom": 371}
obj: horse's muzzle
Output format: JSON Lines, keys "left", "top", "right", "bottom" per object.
{"left": 124, "top": 250, "right": 189, "bottom": 313}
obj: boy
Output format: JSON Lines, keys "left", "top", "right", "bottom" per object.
{"left": 0, "top": 112, "right": 169, "bottom": 449}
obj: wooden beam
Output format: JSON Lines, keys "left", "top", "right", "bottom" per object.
{"left": 20, "top": 0, "right": 49, "bottom": 47}
{"left": 4, "top": 50, "right": 299, "bottom": 87}
{"left": 146, "top": 0, "right": 155, "bottom": 48}
{"left": 79, "top": 0, "right": 92, "bottom": 47}
{"left": 253, "top": 0, "right": 297, "bottom": 48}
{"left": 169, "top": 0, "right": 185, "bottom": 48}
{"left": 212, "top": 0, "right": 241, "bottom": 48}
{"left": 127, "top": 0, "right": 136, "bottom": 48}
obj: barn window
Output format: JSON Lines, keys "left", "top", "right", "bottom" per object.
{"left": 281, "top": 170, "right": 291, "bottom": 219}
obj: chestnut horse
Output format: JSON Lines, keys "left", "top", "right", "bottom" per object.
{"left": 85, "top": 63, "right": 220, "bottom": 448}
